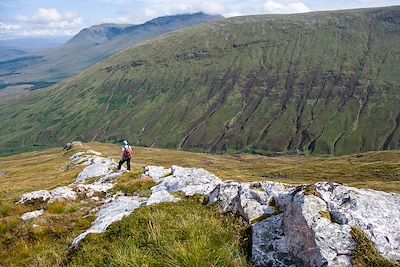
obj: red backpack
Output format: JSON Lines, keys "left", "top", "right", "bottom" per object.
{"left": 123, "top": 147, "right": 133, "bottom": 158}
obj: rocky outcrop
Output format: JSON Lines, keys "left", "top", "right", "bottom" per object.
{"left": 144, "top": 166, "right": 400, "bottom": 266}
{"left": 315, "top": 182, "right": 400, "bottom": 261}
{"left": 70, "top": 196, "right": 147, "bottom": 249}
{"left": 143, "top": 166, "right": 171, "bottom": 183}
{"left": 17, "top": 148, "right": 400, "bottom": 266}
{"left": 283, "top": 190, "right": 354, "bottom": 266}
{"left": 19, "top": 187, "right": 77, "bottom": 204}
{"left": 20, "top": 209, "right": 44, "bottom": 221}
{"left": 76, "top": 156, "right": 117, "bottom": 183}
{"left": 147, "top": 190, "right": 180, "bottom": 206}
{"left": 151, "top": 165, "right": 222, "bottom": 196}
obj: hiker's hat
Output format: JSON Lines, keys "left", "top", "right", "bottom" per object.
{"left": 122, "top": 140, "right": 128, "bottom": 145}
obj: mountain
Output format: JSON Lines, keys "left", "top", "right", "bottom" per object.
{"left": 0, "top": 13, "right": 223, "bottom": 86}
{"left": 0, "top": 6, "right": 399, "bottom": 155}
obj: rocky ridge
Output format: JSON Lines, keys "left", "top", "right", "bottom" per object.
{"left": 18, "top": 149, "right": 400, "bottom": 266}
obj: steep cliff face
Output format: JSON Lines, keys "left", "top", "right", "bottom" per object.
{"left": 0, "top": 6, "right": 399, "bottom": 155}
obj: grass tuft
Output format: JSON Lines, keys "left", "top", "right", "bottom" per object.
{"left": 351, "top": 227, "right": 399, "bottom": 267}
{"left": 47, "top": 201, "right": 80, "bottom": 214}
{"left": 319, "top": 211, "right": 332, "bottom": 221}
{"left": 112, "top": 169, "right": 155, "bottom": 197}
{"left": 303, "top": 185, "right": 321, "bottom": 197}
{"left": 66, "top": 200, "right": 251, "bottom": 266}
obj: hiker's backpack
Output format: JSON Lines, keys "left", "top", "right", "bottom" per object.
{"left": 123, "top": 147, "right": 133, "bottom": 158}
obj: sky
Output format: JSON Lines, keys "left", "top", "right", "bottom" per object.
{"left": 1, "top": 0, "right": 400, "bottom": 39}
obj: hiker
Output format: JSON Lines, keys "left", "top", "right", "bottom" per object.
{"left": 118, "top": 140, "right": 133, "bottom": 172}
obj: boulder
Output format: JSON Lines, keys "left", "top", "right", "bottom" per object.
{"left": 284, "top": 191, "right": 354, "bottom": 266}
{"left": 252, "top": 214, "right": 296, "bottom": 266}
{"left": 19, "top": 187, "right": 77, "bottom": 204}
{"left": 49, "top": 187, "right": 77, "bottom": 203}
{"left": 144, "top": 166, "right": 171, "bottom": 182}
{"left": 63, "top": 141, "right": 82, "bottom": 150}
{"left": 20, "top": 209, "right": 44, "bottom": 221}
{"left": 152, "top": 166, "right": 222, "bottom": 196}
{"left": 147, "top": 190, "right": 180, "bottom": 206}
{"left": 19, "top": 190, "right": 51, "bottom": 203}
{"left": 316, "top": 182, "right": 400, "bottom": 261}
{"left": 70, "top": 196, "right": 147, "bottom": 248}
{"left": 76, "top": 157, "right": 117, "bottom": 183}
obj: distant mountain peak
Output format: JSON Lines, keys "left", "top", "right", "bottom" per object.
{"left": 69, "top": 12, "right": 223, "bottom": 44}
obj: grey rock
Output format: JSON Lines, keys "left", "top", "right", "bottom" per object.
{"left": 152, "top": 166, "right": 222, "bottom": 196}
{"left": 209, "top": 182, "right": 242, "bottom": 213}
{"left": 252, "top": 214, "right": 296, "bottom": 267}
{"left": 70, "top": 196, "right": 147, "bottom": 248}
{"left": 240, "top": 185, "right": 276, "bottom": 222}
{"left": 144, "top": 166, "right": 171, "bottom": 182}
{"left": 147, "top": 190, "right": 180, "bottom": 206}
{"left": 76, "top": 182, "right": 114, "bottom": 197}
{"left": 209, "top": 182, "right": 279, "bottom": 222}
{"left": 19, "top": 190, "right": 51, "bottom": 203}
{"left": 19, "top": 187, "right": 77, "bottom": 204}
{"left": 97, "top": 172, "right": 122, "bottom": 183}
{"left": 63, "top": 141, "right": 82, "bottom": 150}
{"left": 316, "top": 182, "right": 400, "bottom": 262}
{"left": 20, "top": 209, "right": 44, "bottom": 221}
{"left": 76, "top": 156, "right": 117, "bottom": 183}
{"left": 284, "top": 191, "right": 354, "bottom": 266}
{"left": 49, "top": 186, "right": 77, "bottom": 203}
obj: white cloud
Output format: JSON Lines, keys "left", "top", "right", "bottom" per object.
{"left": 0, "top": 8, "right": 84, "bottom": 38}
{"left": 96, "top": 0, "right": 133, "bottom": 4}
{"left": 0, "top": 22, "right": 21, "bottom": 33}
{"left": 105, "top": 0, "right": 234, "bottom": 24}
{"left": 264, "top": 0, "right": 310, "bottom": 14}
{"left": 15, "top": 8, "right": 83, "bottom": 29}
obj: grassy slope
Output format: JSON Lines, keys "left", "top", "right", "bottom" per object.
{"left": 1, "top": 6, "right": 400, "bottom": 155}
{"left": 0, "top": 143, "right": 399, "bottom": 265}
{"left": 0, "top": 7, "right": 400, "bottom": 158}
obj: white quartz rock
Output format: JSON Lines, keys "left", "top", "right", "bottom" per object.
{"left": 76, "top": 157, "right": 117, "bottom": 183}
{"left": 69, "top": 196, "right": 147, "bottom": 248}
{"left": 316, "top": 182, "right": 400, "bottom": 262}
{"left": 19, "top": 190, "right": 51, "bottom": 203}
{"left": 152, "top": 166, "right": 222, "bottom": 196}
{"left": 144, "top": 166, "right": 172, "bottom": 182}
{"left": 20, "top": 209, "right": 44, "bottom": 221}
{"left": 147, "top": 190, "right": 180, "bottom": 206}
{"left": 49, "top": 186, "right": 77, "bottom": 203}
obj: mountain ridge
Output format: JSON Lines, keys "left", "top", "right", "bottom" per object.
{"left": 0, "top": 12, "right": 223, "bottom": 86}
{"left": 0, "top": 6, "right": 399, "bottom": 155}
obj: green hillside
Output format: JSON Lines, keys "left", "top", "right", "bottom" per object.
{"left": 0, "top": 6, "right": 399, "bottom": 155}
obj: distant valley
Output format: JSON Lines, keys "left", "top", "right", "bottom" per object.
{"left": 0, "top": 6, "right": 399, "bottom": 155}
{"left": 0, "top": 12, "right": 222, "bottom": 90}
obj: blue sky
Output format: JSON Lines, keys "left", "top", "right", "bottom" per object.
{"left": 1, "top": 0, "right": 400, "bottom": 39}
